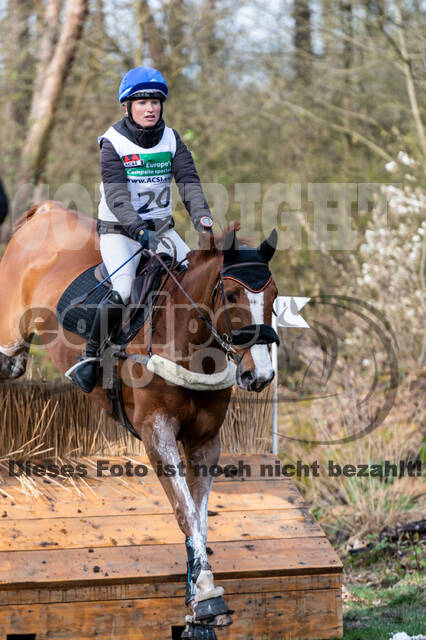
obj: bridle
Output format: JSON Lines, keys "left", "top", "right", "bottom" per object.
{"left": 151, "top": 252, "right": 279, "bottom": 365}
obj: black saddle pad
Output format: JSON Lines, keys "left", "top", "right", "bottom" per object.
{"left": 56, "top": 259, "right": 169, "bottom": 346}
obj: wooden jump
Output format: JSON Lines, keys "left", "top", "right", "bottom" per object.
{"left": 0, "top": 454, "right": 343, "bottom": 639}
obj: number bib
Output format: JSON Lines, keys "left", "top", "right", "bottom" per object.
{"left": 98, "top": 124, "right": 177, "bottom": 223}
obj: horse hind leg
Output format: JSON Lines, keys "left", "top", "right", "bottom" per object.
{"left": 0, "top": 296, "right": 35, "bottom": 381}
{"left": 0, "top": 345, "right": 30, "bottom": 380}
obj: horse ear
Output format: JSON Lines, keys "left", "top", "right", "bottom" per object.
{"left": 198, "top": 229, "right": 217, "bottom": 253}
{"left": 223, "top": 229, "right": 239, "bottom": 259}
{"left": 257, "top": 229, "right": 278, "bottom": 262}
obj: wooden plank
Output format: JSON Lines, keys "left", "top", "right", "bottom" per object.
{"left": 0, "top": 538, "right": 342, "bottom": 588}
{"left": 0, "top": 588, "right": 343, "bottom": 640}
{"left": 0, "top": 574, "right": 342, "bottom": 606}
{"left": 0, "top": 480, "right": 305, "bottom": 520}
{"left": 0, "top": 509, "right": 322, "bottom": 552}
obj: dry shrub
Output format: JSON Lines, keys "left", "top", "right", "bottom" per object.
{"left": 278, "top": 369, "right": 425, "bottom": 544}
{"left": 0, "top": 380, "right": 273, "bottom": 460}
{"left": 220, "top": 384, "right": 273, "bottom": 453}
{"left": 0, "top": 380, "right": 145, "bottom": 459}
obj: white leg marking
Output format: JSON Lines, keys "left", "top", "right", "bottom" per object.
{"left": 0, "top": 341, "right": 24, "bottom": 357}
{"left": 152, "top": 415, "right": 214, "bottom": 598}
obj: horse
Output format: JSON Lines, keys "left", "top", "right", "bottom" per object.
{"left": 0, "top": 201, "right": 279, "bottom": 639}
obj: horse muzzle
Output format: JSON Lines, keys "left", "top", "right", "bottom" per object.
{"left": 233, "top": 324, "right": 278, "bottom": 393}
{"left": 237, "top": 363, "right": 274, "bottom": 392}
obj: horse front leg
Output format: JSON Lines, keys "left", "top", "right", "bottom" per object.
{"left": 140, "top": 415, "right": 232, "bottom": 635}
{"left": 183, "top": 433, "right": 233, "bottom": 629}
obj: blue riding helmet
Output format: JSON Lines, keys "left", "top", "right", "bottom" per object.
{"left": 118, "top": 67, "right": 168, "bottom": 102}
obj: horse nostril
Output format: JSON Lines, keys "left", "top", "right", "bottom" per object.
{"left": 241, "top": 371, "right": 255, "bottom": 387}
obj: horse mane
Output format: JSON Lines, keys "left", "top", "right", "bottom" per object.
{"left": 12, "top": 205, "right": 40, "bottom": 233}
{"left": 184, "top": 222, "right": 253, "bottom": 270}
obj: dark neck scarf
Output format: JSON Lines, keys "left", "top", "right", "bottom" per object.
{"left": 123, "top": 115, "right": 166, "bottom": 149}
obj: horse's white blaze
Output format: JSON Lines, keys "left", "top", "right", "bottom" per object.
{"left": 246, "top": 291, "right": 274, "bottom": 380}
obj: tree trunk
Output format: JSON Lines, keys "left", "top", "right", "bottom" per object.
{"left": 394, "top": 1, "right": 426, "bottom": 158}
{"left": 15, "top": 0, "right": 88, "bottom": 217}
{"left": 341, "top": 0, "right": 353, "bottom": 154}
{"left": 32, "top": 0, "right": 63, "bottom": 98}
{"left": 138, "top": 0, "right": 166, "bottom": 69}
{"left": 293, "top": 0, "right": 313, "bottom": 84}
{"left": 1, "top": 0, "right": 35, "bottom": 239}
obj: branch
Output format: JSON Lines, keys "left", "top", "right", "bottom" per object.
{"left": 280, "top": 100, "right": 394, "bottom": 163}
{"left": 313, "top": 97, "right": 382, "bottom": 129}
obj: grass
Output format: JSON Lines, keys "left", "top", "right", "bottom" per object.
{"left": 328, "top": 517, "right": 426, "bottom": 640}
{"left": 276, "top": 362, "right": 425, "bottom": 640}
{"left": 334, "top": 571, "right": 426, "bottom": 640}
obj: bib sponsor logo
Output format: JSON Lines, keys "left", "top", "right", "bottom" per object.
{"left": 121, "top": 151, "right": 172, "bottom": 177}
{"left": 122, "top": 154, "right": 142, "bottom": 168}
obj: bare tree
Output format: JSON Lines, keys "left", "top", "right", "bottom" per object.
{"left": 293, "top": 0, "right": 313, "bottom": 84}
{"left": 15, "top": 0, "right": 89, "bottom": 216}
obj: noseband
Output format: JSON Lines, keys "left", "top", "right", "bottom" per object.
{"left": 151, "top": 252, "right": 279, "bottom": 365}
{"left": 212, "top": 268, "right": 280, "bottom": 354}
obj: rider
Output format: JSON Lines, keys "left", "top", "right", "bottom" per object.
{"left": 73, "top": 66, "right": 214, "bottom": 393}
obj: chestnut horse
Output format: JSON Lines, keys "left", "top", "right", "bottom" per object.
{"left": 0, "top": 201, "right": 279, "bottom": 638}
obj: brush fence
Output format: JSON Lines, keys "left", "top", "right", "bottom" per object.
{"left": 0, "top": 380, "right": 273, "bottom": 457}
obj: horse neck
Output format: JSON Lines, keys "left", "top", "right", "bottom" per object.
{"left": 155, "top": 253, "right": 223, "bottom": 365}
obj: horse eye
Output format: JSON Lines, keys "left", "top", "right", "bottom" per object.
{"left": 226, "top": 294, "right": 237, "bottom": 303}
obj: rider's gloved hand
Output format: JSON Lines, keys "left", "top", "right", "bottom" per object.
{"left": 137, "top": 228, "right": 160, "bottom": 251}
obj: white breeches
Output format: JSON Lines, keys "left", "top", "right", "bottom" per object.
{"left": 99, "top": 229, "right": 190, "bottom": 304}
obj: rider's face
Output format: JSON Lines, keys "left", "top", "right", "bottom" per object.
{"left": 127, "top": 99, "right": 161, "bottom": 127}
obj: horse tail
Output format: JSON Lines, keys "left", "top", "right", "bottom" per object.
{"left": 13, "top": 205, "right": 40, "bottom": 234}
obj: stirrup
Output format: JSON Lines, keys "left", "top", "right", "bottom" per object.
{"left": 65, "top": 356, "right": 98, "bottom": 382}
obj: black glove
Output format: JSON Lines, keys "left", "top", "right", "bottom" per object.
{"left": 137, "top": 228, "right": 160, "bottom": 251}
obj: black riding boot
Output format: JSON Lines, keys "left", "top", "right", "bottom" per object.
{"left": 73, "top": 290, "right": 125, "bottom": 393}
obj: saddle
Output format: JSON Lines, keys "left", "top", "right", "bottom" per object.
{"left": 57, "top": 253, "right": 184, "bottom": 440}
{"left": 93, "top": 254, "right": 163, "bottom": 309}
{"left": 56, "top": 252, "right": 175, "bottom": 345}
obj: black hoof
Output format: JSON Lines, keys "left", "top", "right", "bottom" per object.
{"left": 193, "top": 596, "right": 234, "bottom": 627}
{"left": 72, "top": 360, "right": 99, "bottom": 393}
{"left": 181, "top": 621, "right": 217, "bottom": 639}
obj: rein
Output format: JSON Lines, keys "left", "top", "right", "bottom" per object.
{"left": 149, "top": 248, "right": 279, "bottom": 364}
{"left": 149, "top": 251, "right": 242, "bottom": 363}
